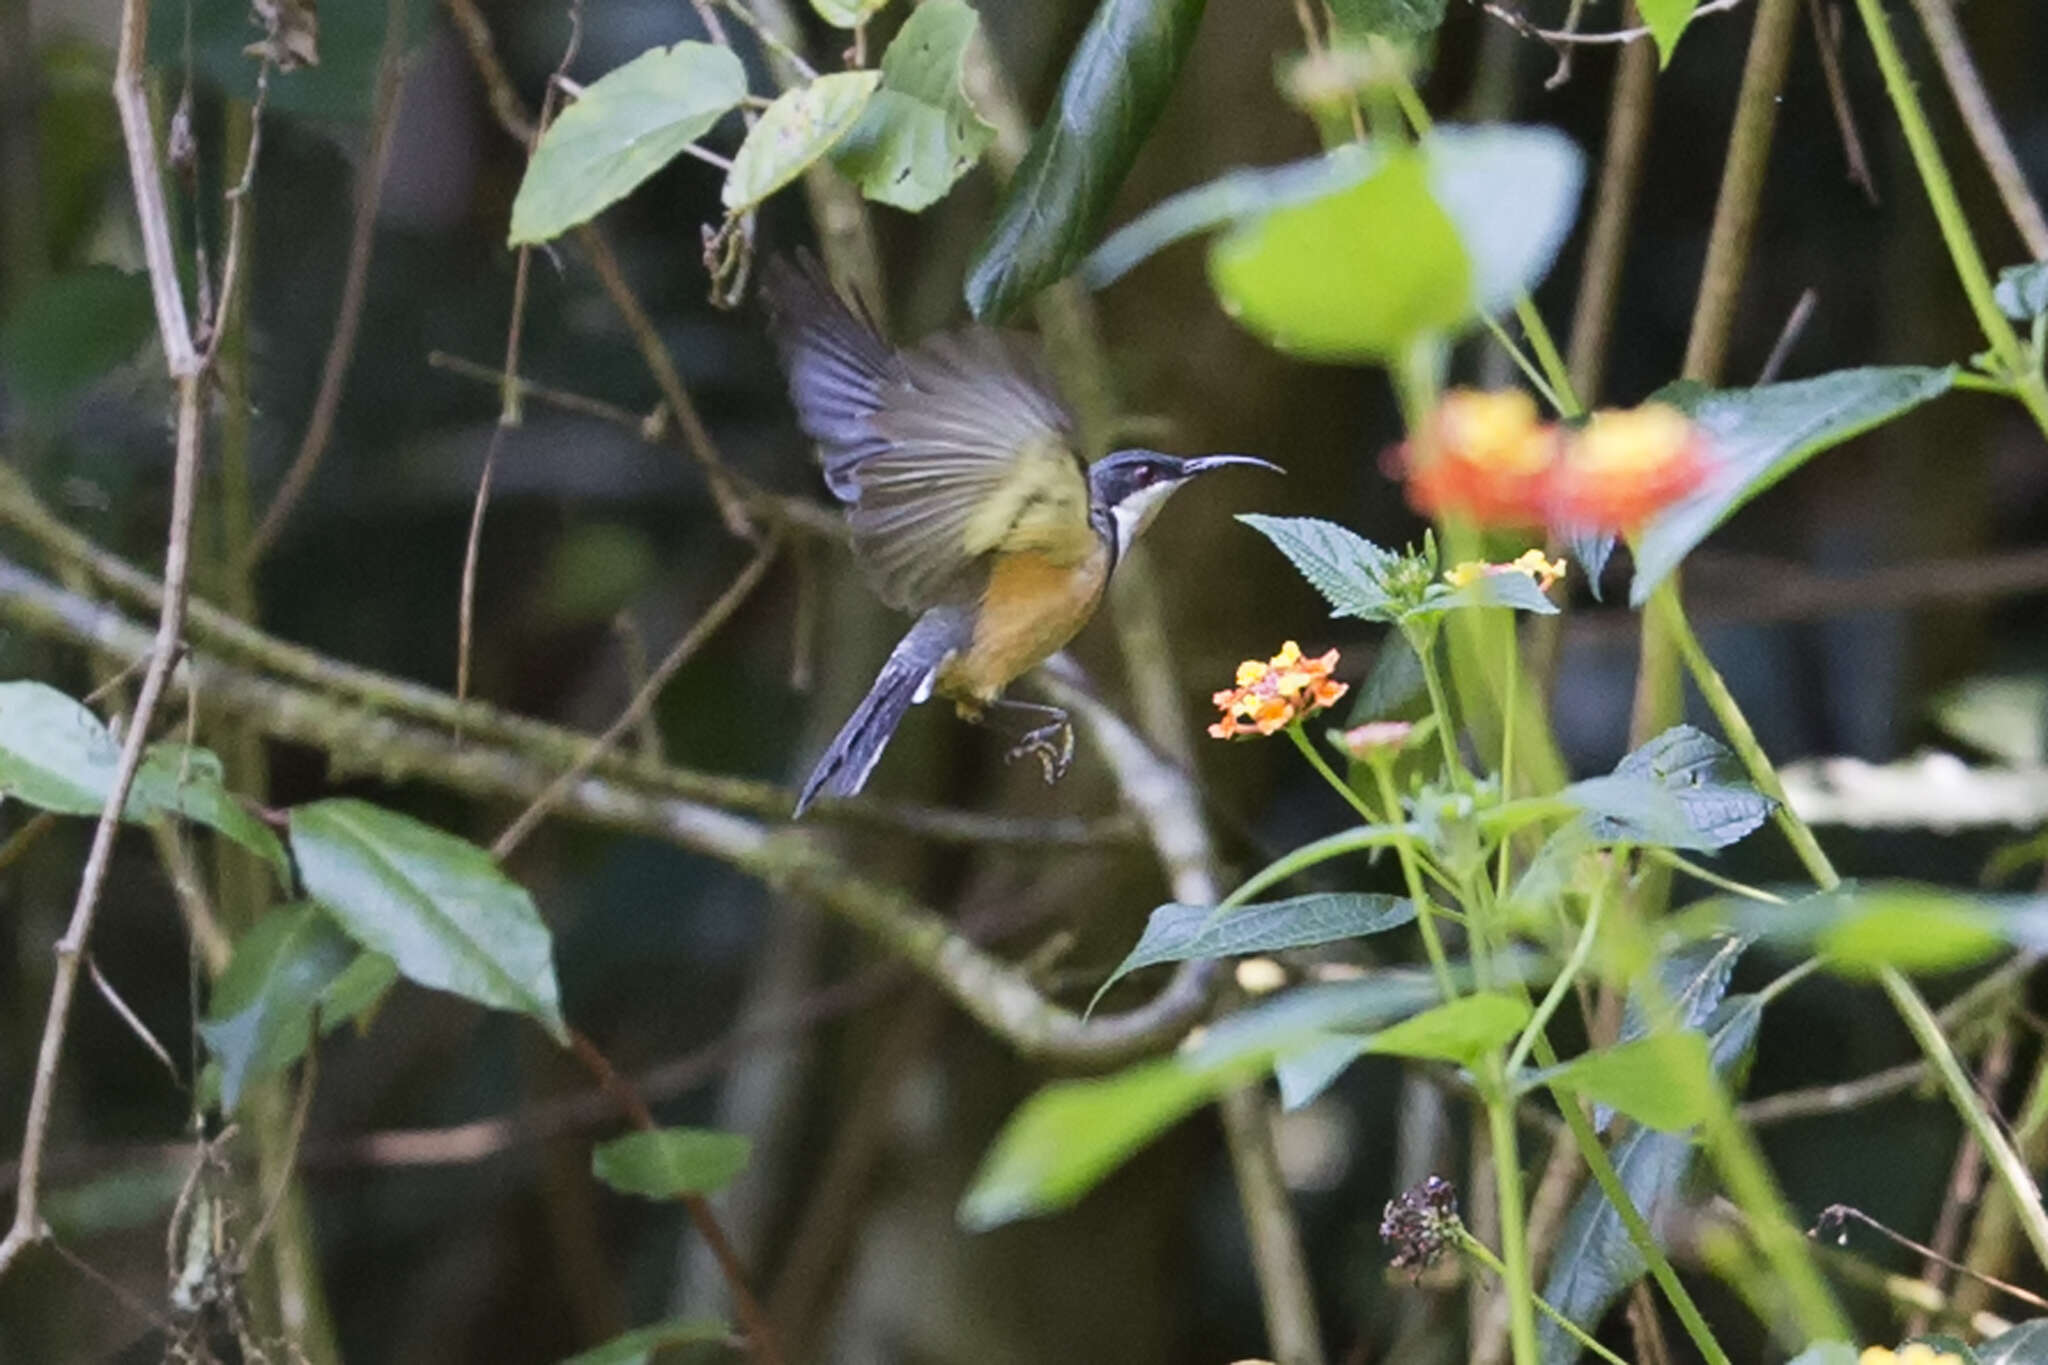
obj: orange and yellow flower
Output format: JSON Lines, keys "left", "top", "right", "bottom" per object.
{"left": 1858, "top": 1347, "right": 1966, "bottom": 1365}
{"left": 1210, "top": 641, "right": 1348, "bottom": 739}
{"left": 1395, "top": 390, "right": 1709, "bottom": 533}
{"left": 1444, "top": 549, "right": 1568, "bottom": 594}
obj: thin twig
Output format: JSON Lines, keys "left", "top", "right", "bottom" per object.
{"left": 1908, "top": 1024, "right": 2013, "bottom": 1335}
{"left": 86, "top": 956, "right": 182, "bottom": 1084}
{"left": 1480, "top": 0, "right": 1749, "bottom": 47}
{"left": 1815, "top": 1204, "right": 2048, "bottom": 1313}
{"left": 1806, "top": 0, "right": 1878, "bottom": 204}
{"left": 242, "top": 1044, "right": 317, "bottom": 1263}
{"left": 244, "top": 0, "right": 412, "bottom": 566}
{"left": 1756, "top": 287, "right": 1818, "bottom": 385}
{"left": 1564, "top": 0, "right": 1658, "bottom": 405}
{"left": 1904, "top": 0, "right": 2048, "bottom": 259}
{"left": 111, "top": 0, "right": 196, "bottom": 380}
{"left": 494, "top": 533, "right": 781, "bottom": 857}
{"left": 199, "top": 55, "right": 272, "bottom": 366}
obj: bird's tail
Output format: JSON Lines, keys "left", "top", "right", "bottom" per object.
{"left": 793, "top": 612, "right": 961, "bottom": 816}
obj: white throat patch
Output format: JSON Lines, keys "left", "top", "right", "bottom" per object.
{"left": 1108, "top": 479, "right": 1183, "bottom": 559}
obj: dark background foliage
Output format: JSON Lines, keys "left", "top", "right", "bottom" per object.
{"left": 2, "top": 0, "right": 2047, "bottom": 1360}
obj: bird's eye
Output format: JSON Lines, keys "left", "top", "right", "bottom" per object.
{"left": 1133, "top": 466, "right": 1158, "bottom": 486}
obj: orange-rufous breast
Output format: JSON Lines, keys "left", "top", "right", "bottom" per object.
{"left": 940, "top": 542, "right": 1112, "bottom": 704}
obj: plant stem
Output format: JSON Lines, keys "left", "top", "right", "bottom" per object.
{"left": 1513, "top": 298, "right": 1582, "bottom": 418}
{"left": 1848, "top": 0, "right": 2048, "bottom": 437}
{"left": 1644, "top": 846, "right": 1787, "bottom": 904}
{"left": 1372, "top": 763, "right": 1458, "bottom": 1002}
{"left": 1505, "top": 878, "right": 1605, "bottom": 1076}
{"left": 1483, "top": 1071, "right": 1541, "bottom": 1365}
{"left": 1404, "top": 625, "right": 1467, "bottom": 783}
{"left": 1287, "top": 723, "right": 1381, "bottom": 826}
{"left": 1457, "top": 1228, "right": 1630, "bottom": 1365}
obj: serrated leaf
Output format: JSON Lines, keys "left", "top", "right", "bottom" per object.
{"left": 1328, "top": 0, "right": 1448, "bottom": 40}
{"left": 1095, "top": 893, "right": 1414, "bottom": 1008}
{"left": 962, "top": 972, "right": 1443, "bottom": 1228}
{"left": 1978, "top": 1319, "right": 2048, "bottom": 1364}
{"left": 723, "top": 70, "right": 881, "bottom": 211}
{"left": 1996, "top": 263, "right": 2048, "bottom": 322}
{"left": 1238, "top": 514, "right": 1401, "bottom": 620}
{"left": 558, "top": 1318, "right": 733, "bottom": 1365}
{"left": 0, "top": 682, "right": 287, "bottom": 880}
{"left": 1637, "top": 0, "right": 1698, "bottom": 65}
{"left": 831, "top": 0, "right": 994, "bottom": 211}
{"left": 1528, "top": 1033, "right": 1714, "bottom": 1132}
{"left": 964, "top": 0, "right": 1209, "bottom": 320}
{"left": 810, "top": 0, "right": 887, "bottom": 26}
{"left": 290, "top": 799, "right": 568, "bottom": 1042}
{"left": 1407, "top": 570, "right": 1560, "bottom": 620}
{"left": 198, "top": 905, "right": 394, "bottom": 1112}
{"left": 1630, "top": 367, "right": 1956, "bottom": 605}
{"left": 1536, "top": 996, "right": 1761, "bottom": 1362}
{"left": 0, "top": 266, "right": 154, "bottom": 410}
{"left": 508, "top": 43, "right": 748, "bottom": 245}
{"left": 1568, "top": 724, "right": 1774, "bottom": 851}
{"left": 1083, "top": 146, "right": 1374, "bottom": 290}
{"left": 1362, "top": 992, "right": 1528, "bottom": 1066}
{"left": 1616, "top": 934, "right": 1748, "bottom": 1049}
{"left": 591, "top": 1128, "right": 751, "bottom": 1199}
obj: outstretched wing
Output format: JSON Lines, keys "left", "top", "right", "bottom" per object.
{"left": 762, "top": 254, "right": 1089, "bottom": 611}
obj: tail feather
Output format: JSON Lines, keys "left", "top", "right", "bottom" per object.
{"left": 793, "top": 611, "right": 963, "bottom": 816}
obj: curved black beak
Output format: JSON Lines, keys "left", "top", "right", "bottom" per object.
{"left": 1184, "top": 454, "right": 1284, "bottom": 477}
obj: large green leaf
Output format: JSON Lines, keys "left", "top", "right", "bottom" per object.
{"left": 198, "top": 904, "right": 397, "bottom": 1112}
{"left": 1238, "top": 514, "right": 1402, "bottom": 620}
{"left": 1207, "top": 126, "right": 1581, "bottom": 361}
{"left": 1566, "top": 725, "right": 1774, "bottom": 852}
{"left": 591, "top": 1129, "right": 751, "bottom": 1199}
{"left": 723, "top": 71, "right": 881, "bottom": 211}
{"left": 558, "top": 1319, "right": 733, "bottom": 1365}
{"left": 0, "top": 682, "right": 287, "bottom": 879}
{"left": 1361, "top": 991, "right": 1528, "bottom": 1066}
{"left": 289, "top": 799, "right": 568, "bottom": 1041}
{"left": 1637, "top": 0, "right": 1699, "bottom": 66}
{"left": 0, "top": 266, "right": 154, "bottom": 411}
{"left": 831, "top": 0, "right": 995, "bottom": 211}
{"left": 508, "top": 43, "right": 748, "bottom": 246}
{"left": 1095, "top": 893, "right": 1414, "bottom": 1006}
{"left": 1526, "top": 1033, "right": 1715, "bottom": 1132}
{"left": 1979, "top": 1320, "right": 2048, "bottom": 1364}
{"left": 1627, "top": 367, "right": 1957, "bottom": 605}
{"left": 1537, "top": 996, "right": 1762, "bottom": 1362}
{"left": 1682, "top": 882, "right": 2046, "bottom": 977}
{"left": 964, "top": 0, "right": 1209, "bottom": 320}
{"left": 1328, "top": 0, "right": 1448, "bottom": 40}
{"left": 962, "top": 972, "right": 1442, "bottom": 1228}
{"left": 810, "top": 0, "right": 888, "bottom": 26}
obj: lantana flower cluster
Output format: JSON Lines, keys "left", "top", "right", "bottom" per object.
{"left": 1443, "top": 549, "right": 1567, "bottom": 594}
{"left": 1399, "top": 389, "right": 1708, "bottom": 532}
{"left": 1209, "top": 641, "right": 1348, "bottom": 739}
{"left": 1858, "top": 1348, "right": 1965, "bottom": 1365}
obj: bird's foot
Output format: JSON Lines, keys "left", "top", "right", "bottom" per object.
{"left": 1005, "top": 720, "right": 1075, "bottom": 784}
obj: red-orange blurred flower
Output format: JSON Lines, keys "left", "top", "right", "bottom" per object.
{"left": 1210, "top": 641, "right": 1349, "bottom": 739}
{"left": 1546, "top": 404, "right": 1708, "bottom": 531}
{"left": 1399, "top": 390, "right": 1561, "bottom": 528}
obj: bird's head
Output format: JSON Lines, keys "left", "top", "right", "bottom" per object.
{"left": 1090, "top": 450, "right": 1283, "bottom": 558}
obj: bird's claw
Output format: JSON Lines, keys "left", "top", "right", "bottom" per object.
{"left": 1005, "top": 721, "right": 1075, "bottom": 785}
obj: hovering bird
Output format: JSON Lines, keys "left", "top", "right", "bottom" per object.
{"left": 763, "top": 253, "right": 1279, "bottom": 816}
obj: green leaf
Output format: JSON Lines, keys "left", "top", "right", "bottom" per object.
{"left": 1095, "top": 893, "right": 1415, "bottom": 1007}
{"left": 591, "top": 1129, "right": 751, "bottom": 1199}
{"left": 1407, "top": 570, "right": 1560, "bottom": 620}
{"left": 963, "top": 972, "right": 1443, "bottom": 1227}
{"left": 558, "top": 1319, "right": 733, "bottom": 1365}
{"left": 1979, "top": 1320, "right": 2048, "bottom": 1364}
{"left": 810, "top": 0, "right": 888, "bottom": 26}
{"left": 1996, "top": 263, "right": 2048, "bottom": 322}
{"left": 290, "top": 799, "right": 569, "bottom": 1041}
{"left": 1567, "top": 724, "right": 1774, "bottom": 852}
{"left": 198, "top": 905, "right": 395, "bottom": 1112}
{"left": 1681, "top": 882, "right": 2048, "bottom": 977}
{"left": 0, "top": 682, "right": 287, "bottom": 879}
{"left": 1616, "top": 934, "right": 1749, "bottom": 1048}
{"left": 1274, "top": 1033, "right": 1372, "bottom": 1110}
{"left": 1207, "top": 127, "right": 1581, "bottom": 360}
{"left": 1083, "top": 146, "right": 1374, "bottom": 290}
{"left": 964, "top": 0, "right": 1209, "bottom": 320}
{"left": 0, "top": 266, "right": 154, "bottom": 411}
{"left": 1784, "top": 1348, "right": 1861, "bottom": 1365}
{"left": 1328, "top": 0, "right": 1448, "bottom": 40}
{"left": 1636, "top": 0, "right": 1698, "bottom": 66}
{"left": 1935, "top": 674, "right": 2048, "bottom": 766}
{"left": 1629, "top": 367, "right": 1957, "bottom": 605}
{"left": 1529, "top": 1033, "right": 1714, "bottom": 1132}
{"left": 1237, "top": 514, "right": 1401, "bottom": 620}
{"left": 508, "top": 43, "right": 748, "bottom": 246}
{"left": 831, "top": 0, "right": 995, "bottom": 212}
{"left": 1537, "top": 996, "right": 1762, "bottom": 1361}
{"left": 723, "top": 70, "right": 882, "bottom": 212}
{"left": 1361, "top": 991, "right": 1528, "bottom": 1066}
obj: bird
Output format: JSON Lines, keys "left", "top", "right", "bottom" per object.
{"left": 762, "top": 252, "right": 1279, "bottom": 816}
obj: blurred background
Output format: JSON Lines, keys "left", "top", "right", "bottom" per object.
{"left": 3, "top": 0, "right": 2048, "bottom": 1360}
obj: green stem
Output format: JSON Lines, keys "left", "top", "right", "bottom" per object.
{"left": 1496, "top": 622, "right": 1519, "bottom": 895}
{"left": 1404, "top": 624, "right": 1467, "bottom": 784}
{"left": 1849, "top": 0, "right": 2048, "bottom": 439}
{"left": 1217, "top": 822, "right": 1422, "bottom": 910}
{"left": 1371, "top": 762, "right": 1458, "bottom": 1002}
{"left": 1484, "top": 1070, "right": 1541, "bottom": 1365}
{"left": 1287, "top": 722, "right": 1380, "bottom": 826}
{"left": 1644, "top": 846, "right": 1788, "bottom": 905}
{"left": 1482, "top": 313, "right": 1566, "bottom": 413}
{"left": 1513, "top": 297, "right": 1583, "bottom": 418}
{"left": 1504, "top": 875, "right": 1605, "bottom": 1076}
{"left": 1456, "top": 1228, "right": 1630, "bottom": 1365}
